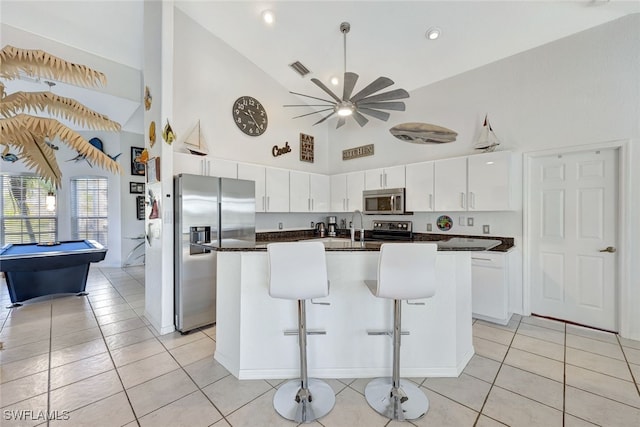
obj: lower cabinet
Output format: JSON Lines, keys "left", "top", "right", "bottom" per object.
{"left": 471, "top": 249, "right": 521, "bottom": 325}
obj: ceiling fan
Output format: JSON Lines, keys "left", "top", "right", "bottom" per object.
{"left": 285, "top": 22, "right": 409, "bottom": 129}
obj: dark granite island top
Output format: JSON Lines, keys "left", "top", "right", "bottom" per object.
{"left": 212, "top": 230, "right": 515, "bottom": 252}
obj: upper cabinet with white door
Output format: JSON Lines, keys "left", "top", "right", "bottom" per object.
{"left": 364, "top": 165, "right": 405, "bottom": 190}
{"left": 174, "top": 153, "right": 237, "bottom": 179}
{"left": 330, "top": 171, "right": 365, "bottom": 212}
{"left": 290, "top": 171, "right": 330, "bottom": 212}
{"left": 467, "top": 151, "right": 512, "bottom": 211}
{"left": 237, "top": 163, "right": 289, "bottom": 212}
{"left": 433, "top": 151, "right": 514, "bottom": 212}
{"left": 434, "top": 157, "right": 468, "bottom": 211}
{"left": 405, "top": 161, "right": 435, "bottom": 212}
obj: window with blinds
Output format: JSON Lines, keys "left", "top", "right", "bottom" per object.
{"left": 71, "top": 177, "right": 108, "bottom": 246}
{"left": 0, "top": 174, "right": 58, "bottom": 245}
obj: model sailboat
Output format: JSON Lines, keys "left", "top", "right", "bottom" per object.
{"left": 183, "top": 120, "right": 208, "bottom": 156}
{"left": 474, "top": 114, "right": 501, "bottom": 152}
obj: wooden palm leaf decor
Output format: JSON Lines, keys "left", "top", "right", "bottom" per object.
{"left": 0, "top": 45, "right": 122, "bottom": 188}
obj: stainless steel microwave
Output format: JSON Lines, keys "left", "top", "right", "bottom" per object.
{"left": 363, "top": 188, "right": 405, "bottom": 215}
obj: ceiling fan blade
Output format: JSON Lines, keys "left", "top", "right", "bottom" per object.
{"left": 358, "top": 108, "right": 391, "bottom": 121}
{"left": 352, "top": 111, "right": 369, "bottom": 127}
{"left": 357, "top": 101, "right": 406, "bottom": 111}
{"left": 289, "top": 91, "right": 336, "bottom": 105}
{"left": 349, "top": 77, "right": 394, "bottom": 103}
{"left": 336, "top": 117, "right": 346, "bottom": 129}
{"left": 313, "top": 110, "right": 337, "bottom": 125}
{"left": 342, "top": 72, "right": 359, "bottom": 101}
{"left": 284, "top": 104, "right": 337, "bottom": 107}
{"left": 292, "top": 108, "right": 334, "bottom": 119}
{"left": 311, "top": 78, "right": 342, "bottom": 103}
{"left": 357, "top": 88, "right": 409, "bottom": 104}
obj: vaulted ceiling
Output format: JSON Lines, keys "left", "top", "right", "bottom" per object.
{"left": 2, "top": 0, "right": 639, "bottom": 130}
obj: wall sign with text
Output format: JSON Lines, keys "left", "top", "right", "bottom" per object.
{"left": 300, "top": 133, "right": 314, "bottom": 163}
{"left": 343, "top": 144, "right": 374, "bottom": 161}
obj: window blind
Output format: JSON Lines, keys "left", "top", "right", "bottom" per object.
{"left": 71, "top": 177, "right": 108, "bottom": 246}
{"left": 0, "top": 174, "right": 57, "bottom": 245}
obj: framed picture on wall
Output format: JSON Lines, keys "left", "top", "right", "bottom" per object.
{"left": 146, "top": 157, "right": 160, "bottom": 184}
{"left": 131, "top": 147, "right": 145, "bottom": 176}
{"left": 129, "top": 182, "right": 144, "bottom": 194}
{"left": 136, "top": 196, "right": 145, "bottom": 220}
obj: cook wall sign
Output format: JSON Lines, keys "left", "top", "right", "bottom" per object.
{"left": 272, "top": 141, "right": 292, "bottom": 157}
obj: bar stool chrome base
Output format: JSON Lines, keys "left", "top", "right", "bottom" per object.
{"left": 364, "top": 377, "right": 429, "bottom": 421}
{"left": 273, "top": 378, "right": 335, "bottom": 423}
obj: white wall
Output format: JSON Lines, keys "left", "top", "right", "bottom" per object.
{"left": 327, "top": 14, "right": 639, "bottom": 175}
{"left": 171, "top": 8, "right": 330, "bottom": 174}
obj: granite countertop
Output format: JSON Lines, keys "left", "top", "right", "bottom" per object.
{"left": 214, "top": 230, "right": 515, "bottom": 252}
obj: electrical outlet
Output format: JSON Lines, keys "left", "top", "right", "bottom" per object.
{"left": 310, "top": 221, "right": 315, "bottom": 228}
{"left": 459, "top": 216, "right": 466, "bottom": 226}
{"left": 278, "top": 222, "right": 283, "bottom": 230}
{"left": 483, "top": 225, "right": 490, "bottom": 234}
{"left": 426, "top": 223, "right": 432, "bottom": 232}
{"left": 467, "top": 217, "right": 474, "bottom": 226}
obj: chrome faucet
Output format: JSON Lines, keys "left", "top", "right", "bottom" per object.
{"left": 350, "top": 210, "right": 365, "bottom": 243}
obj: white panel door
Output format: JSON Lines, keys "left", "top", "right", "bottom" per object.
{"left": 364, "top": 168, "right": 384, "bottom": 190}
{"left": 530, "top": 149, "right": 618, "bottom": 331}
{"left": 384, "top": 165, "right": 405, "bottom": 189}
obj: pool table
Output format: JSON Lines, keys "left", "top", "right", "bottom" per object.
{"left": 0, "top": 240, "right": 107, "bottom": 306}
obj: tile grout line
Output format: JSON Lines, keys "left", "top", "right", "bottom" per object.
{"left": 47, "top": 302, "right": 52, "bottom": 427}
{"left": 88, "top": 267, "right": 144, "bottom": 426}
{"left": 472, "top": 315, "right": 522, "bottom": 426}
{"left": 616, "top": 334, "right": 640, "bottom": 398}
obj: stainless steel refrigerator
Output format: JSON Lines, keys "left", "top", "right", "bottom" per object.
{"left": 174, "top": 174, "right": 255, "bottom": 333}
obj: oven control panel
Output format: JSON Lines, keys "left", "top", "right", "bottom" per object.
{"left": 372, "top": 221, "right": 413, "bottom": 232}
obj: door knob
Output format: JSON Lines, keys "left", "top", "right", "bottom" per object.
{"left": 599, "top": 246, "right": 616, "bottom": 253}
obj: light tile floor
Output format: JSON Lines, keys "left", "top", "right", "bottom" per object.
{"left": 1, "top": 266, "right": 640, "bottom": 426}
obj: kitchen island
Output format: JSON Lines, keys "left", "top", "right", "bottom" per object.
{"left": 215, "top": 241, "right": 473, "bottom": 380}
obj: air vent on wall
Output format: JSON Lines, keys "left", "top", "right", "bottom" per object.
{"left": 289, "top": 61, "right": 310, "bottom": 77}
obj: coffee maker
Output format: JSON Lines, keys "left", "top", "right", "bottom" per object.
{"left": 327, "top": 216, "right": 337, "bottom": 237}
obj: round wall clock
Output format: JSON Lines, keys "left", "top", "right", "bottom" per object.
{"left": 232, "top": 96, "right": 268, "bottom": 136}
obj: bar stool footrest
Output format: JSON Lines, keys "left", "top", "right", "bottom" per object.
{"left": 273, "top": 378, "right": 335, "bottom": 423}
{"left": 364, "top": 377, "right": 429, "bottom": 421}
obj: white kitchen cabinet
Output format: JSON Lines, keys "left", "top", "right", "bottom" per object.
{"left": 364, "top": 165, "right": 405, "bottom": 190}
{"left": 173, "top": 152, "right": 209, "bottom": 176}
{"left": 237, "top": 163, "right": 289, "bottom": 212}
{"left": 467, "top": 151, "right": 512, "bottom": 211}
{"left": 434, "top": 157, "right": 467, "bottom": 211}
{"left": 210, "top": 158, "right": 238, "bottom": 179}
{"left": 290, "top": 171, "right": 330, "bottom": 212}
{"left": 331, "top": 171, "right": 365, "bottom": 212}
{"left": 173, "top": 152, "right": 237, "bottom": 179}
{"left": 405, "top": 161, "right": 435, "bottom": 212}
{"left": 471, "top": 249, "right": 521, "bottom": 325}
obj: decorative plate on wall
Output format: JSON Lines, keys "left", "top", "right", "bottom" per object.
{"left": 436, "top": 215, "right": 453, "bottom": 231}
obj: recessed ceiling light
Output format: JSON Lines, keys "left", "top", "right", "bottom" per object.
{"left": 330, "top": 76, "right": 340, "bottom": 86}
{"left": 262, "top": 10, "right": 275, "bottom": 25}
{"left": 426, "top": 27, "right": 441, "bottom": 40}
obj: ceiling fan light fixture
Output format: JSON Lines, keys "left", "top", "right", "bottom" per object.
{"left": 330, "top": 76, "right": 340, "bottom": 86}
{"left": 336, "top": 101, "right": 354, "bottom": 117}
{"left": 426, "top": 27, "right": 441, "bottom": 40}
{"left": 261, "top": 10, "right": 275, "bottom": 25}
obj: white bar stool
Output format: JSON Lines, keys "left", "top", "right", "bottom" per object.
{"left": 267, "top": 241, "right": 335, "bottom": 423}
{"left": 364, "top": 243, "right": 438, "bottom": 421}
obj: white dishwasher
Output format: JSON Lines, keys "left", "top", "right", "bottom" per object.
{"left": 471, "top": 251, "right": 512, "bottom": 325}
